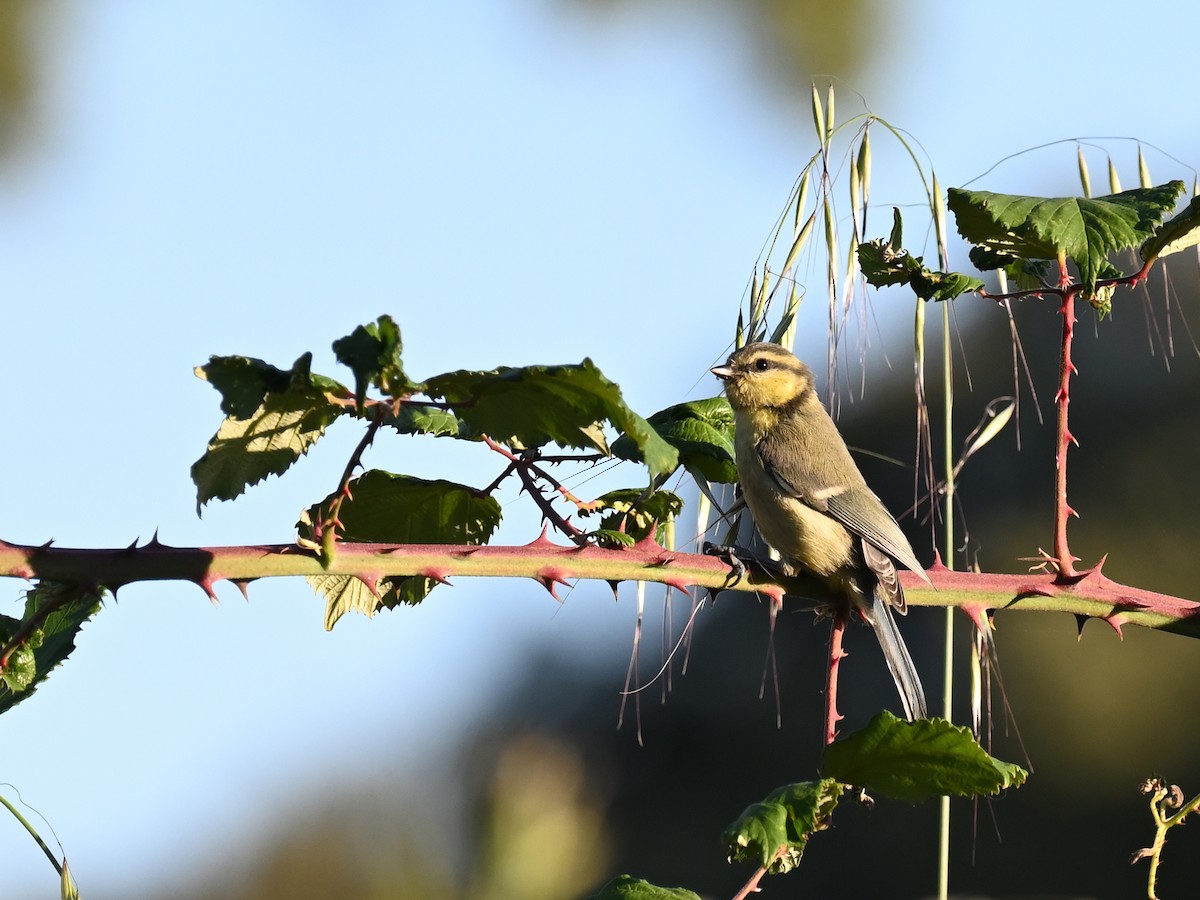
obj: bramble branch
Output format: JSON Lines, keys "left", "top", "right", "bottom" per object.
{"left": 1, "top": 539, "right": 1198, "bottom": 636}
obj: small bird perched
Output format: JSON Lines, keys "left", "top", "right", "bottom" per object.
{"left": 711, "top": 341, "right": 929, "bottom": 720}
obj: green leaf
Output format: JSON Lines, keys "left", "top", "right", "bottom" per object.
{"left": 196, "top": 353, "right": 348, "bottom": 419}
{"left": 332, "top": 315, "right": 421, "bottom": 409}
{"left": 612, "top": 397, "right": 737, "bottom": 484}
{"left": 424, "top": 360, "right": 678, "bottom": 480}
{"left": 586, "top": 875, "right": 701, "bottom": 900}
{"left": 192, "top": 371, "right": 344, "bottom": 510}
{"left": 0, "top": 583, "right": 102, "bottom": 714}
{"left": 300, "top": 470, "right": 502, "bottom": 628}
{"left": 722, "top": 779, "right": 843, "bottom": 874}
{"left": 821, "top": 711, "right": 1028, "bottom": 803}
{"left": 858, "top": 209, "right": 984, "bottom": 302}
{"left": 948, "top": 182, "right": 1185, "bottom": 292}
{"left": 1141, "top": 193, "right": 1200, "bottom": 263}
{"left": 578, "top": 489, "right": 683, "bottom": 543}
{"left": 382, "top": 403, "right": 467, "bottom": 439}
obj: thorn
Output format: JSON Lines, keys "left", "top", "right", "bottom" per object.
{"left": 526, "top": 525, "right": 560, "bottom": 549}
{"left": 1074, "top": 614, "right": 1088, "bottom": 638}
{"left": 147, "top": 530, "right": 167, "bottom": 549}
{"left": 418, "top": 568, "right": 453, "bottom": 586}
{"left": 124, "top": 538, "right": 140, "bottom": 552}
{"left": 230, "top": 578, "right": 253, "bottom": 601}
{"left": 632, "top": 531, "right": 667, "bottom": 553}
{"left": 535, "top": 566, "right": 573, "bottom": 601}
{"left": 1104, "top": 614, "right": 1127, "bottom": 639}
{"left": 960, "top": 602, "right": 992, "bottom": 635}
{"left": 606, "top": 580, "right": 621, "bottom": 601}
{"left": 758, "top": 584, "right": 786, "bottom": 607}
{"left": 355, "top": 573, "right": 382, "bottom": 598}
{"left": 660, "top": 576, "right": 694, "bottom": 598}
{"left": 197, "top": 576, "right": 220, "bottom": 606}
{"left": 927, "top": 548, "right": 950, "bottom": 572}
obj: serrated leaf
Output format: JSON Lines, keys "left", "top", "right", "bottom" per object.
{"left": 722, "top": 779, "right": 842, "bottom": 875}
{"left": 301, "top": 470, "right": 502, "bottom": 628}
{"left": 1141, "top": 194, "right": 1200, "bottom": 263}
{"left": 195, "top": 353, "right": 348, "bottom": 419}
{"left": 586, "top": 875, "right": 701, "bottom": 900}
{"left": 578, "top": 489, "right": 682, "bottom": 543}
{"left": 612, "top": 396, "right": 737, "bottom": 484}
{"left": 948, "top": 182, "right": 1185, "bottom": 292}
{"left": 858, "top": 209, "right": 983, "bottom": 302}
{"left": 192, "top": 386, "right": 343, "bottom": 510}
{"left": 424, "top": 360, "right": 678, "bottom": 480}
{"left": 821, "top": 711, "right": 1028, "bottom": 803}
{"left": 332, "top": 315, "right": 422, "bottom": 409}
{"left": 590, "top": 530, "right": 637, "bottom": 549}
{"left": 382, "top": 403, "right": 467, "bottom": 438}
{"left": 0, "top": 583, "right": 102, "bottom": 715}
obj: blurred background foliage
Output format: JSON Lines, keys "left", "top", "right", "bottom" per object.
{"left": 5, "top": 2, "right": 1200, "bottom": 899}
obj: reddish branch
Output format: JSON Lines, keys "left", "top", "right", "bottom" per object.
{"left": 1053, "top": 285, "right": 1079, "bottom": 576}
{"left": 824, "top": 614, "right": 847, "bottom": 745}
{"left": 1, "top": 539, "right": 1198, "bottom": 634}
{"left": 731, "top": 842, "right": 790, "bottom": 900}
{"left": 981, "top": 256, "right": 1156, "bottom": 579}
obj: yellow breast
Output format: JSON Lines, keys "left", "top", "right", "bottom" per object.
{"left": 732, "top": 414, "right": 855, "bottom": 580}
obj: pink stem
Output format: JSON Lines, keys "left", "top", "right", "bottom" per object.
{"left": 824, "top": 614, "right": 847, "bottom": 746}
{"left": 1054, "top": 287, "right": 1079, "bottom": 576}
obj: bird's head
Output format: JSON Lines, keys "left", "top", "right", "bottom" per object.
{"left": 711, "top": 342, "right": 814, "bottom": 412}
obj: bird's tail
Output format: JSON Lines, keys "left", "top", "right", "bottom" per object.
{"left": 863, "top": 583, "right": 928, "bottom": 721}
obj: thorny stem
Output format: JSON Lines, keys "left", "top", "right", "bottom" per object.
{"left": 731, "top": 843, "right": 789, "bottom": 900}
{"left": 320, "top": 407, "right": 384, "bottom": 541}
{"left": 824, "top": 613, "right": 847, "bottom": 745}
{"left": 1054, "top": 283, "right": 1079, "bottom": 576}
{"left": 979, "top": 256, "right": 1159, "bottom": 578}
{"left": 482, "top": 437, "right": 590, "bottom": 546}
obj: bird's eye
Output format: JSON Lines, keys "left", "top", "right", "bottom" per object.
{"left": 753, "top": 358, "right": 771, "bottom": 371}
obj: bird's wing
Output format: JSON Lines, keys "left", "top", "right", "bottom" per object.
{"left": 757, "top": 426, "right": 930, "bottom": 583}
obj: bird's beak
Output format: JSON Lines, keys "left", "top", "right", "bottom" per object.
{"left": 711, "top": 364, "right": 734, "bottom": 381}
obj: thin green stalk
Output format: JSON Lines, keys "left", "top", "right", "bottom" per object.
{"left": 0, "top": 792, "right": 63, "bottom": 875}
{"left": 938, "top": 296, "right": 954, "bottom": 900}
{"left": 933, "top": 171, "right": 955, "bottom": 900}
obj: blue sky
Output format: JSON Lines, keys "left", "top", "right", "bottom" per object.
{"left": 2, "top": 1, "right": 1198, "bottom": 895}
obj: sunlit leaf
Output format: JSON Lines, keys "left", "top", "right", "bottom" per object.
{"left": 722, "top": 779, "right": 842, "bottom": 874}
{"left": 1141, "top": 194, "right": 1200, "bottom": 263}
{"left": 948, "top": 182, "right": 1185, "bottom": 292}
{"left": 586, "top": 875, "right": 702, "bottom": 900}
{"left": 196, "top": 352, "right": 347, "bottom": 419}
{"left": 424, "top": 360, "right": 678, "bottom": 480}
{"left": 612, "top": 396, "right": 736, "bottom": 484}
{"left": 821, "top": 711, "right": 1028, "bottom": 803}
{"left": 578, "top": 489, "right": 683, "bottom": 543}
{"left": 301, "top": 470, "right": 502, "bottom": 628}
{"left": 192, "top": 382, "right": 343, "bottom": 510}
{"left": 0, "top": 583, "right": 102, "bottom": 714}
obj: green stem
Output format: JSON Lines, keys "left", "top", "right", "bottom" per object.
{"left": 0, "top": 792, "right": 62, "bottom": 875}
{"left": 937, "top": 262, "right": 955, "bottom": 900}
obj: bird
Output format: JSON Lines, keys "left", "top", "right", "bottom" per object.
{"left": 711, "top": 341, "right": 929, "bottom": 720}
